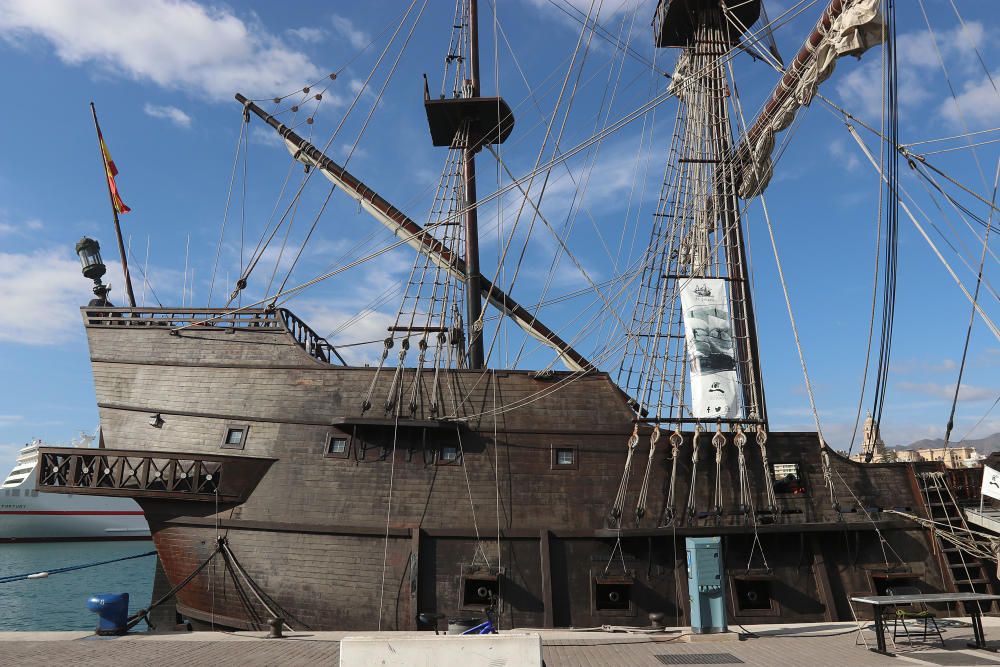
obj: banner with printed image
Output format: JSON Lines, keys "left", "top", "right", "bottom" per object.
{"left": 679, "top": 278, "right": 742, "bottom": 420}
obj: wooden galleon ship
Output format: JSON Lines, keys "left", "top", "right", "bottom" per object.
{"left": 38, "top": 0, "right": 998, "bottom": 631}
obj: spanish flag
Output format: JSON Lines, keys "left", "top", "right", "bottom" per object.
{"left": 98, "top": 125, "right": 130, "bottom": 214}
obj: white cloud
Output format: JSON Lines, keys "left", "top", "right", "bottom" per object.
{"left": 827, "top": 138, "right": 860, "bottom": 171}
{"left": 250, "top": 125, "right": 285, "bottom": 148}
{"left": 896, "top": 381, "right": 996, "bottom": 402}
{"left": 0, "top": 0, "right": 324, "bottom": 101}
{"left": 940, "top": 72, "right": 1000, "bottom": 128}
{"left": 330, "top": 15, "right": 369, "bottom": 50}
{"left": 0, "top": 243, "right": 184, "bottom": 343}
{"left": 895, "top": 357, "right": 959, "bottom": 374}
{"left": 0, "top": 217, "right": 44, "bottom": 236}
{"left": 521, "top": 0, "right": 637, "bottom": 19}
{"left": 143, "top": 103, "right": 192, "bottom": 128}
{"left": 296, "top": 304, "right": 395, "bottom": 365}
{"left": 835, "top": 22, "right": 993, "bottom": 123}
{"left": 337, "top": 142, "right": 368, "bottom": 161}
{"left": 0, "top": 250, "right": 87, "bottom": 345}
{"left": 286, "top": 26, "right": 326, "bottom": 44}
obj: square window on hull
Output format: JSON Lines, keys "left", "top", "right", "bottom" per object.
{"left": 771, "top": 462, "right": 805, "bottom": 495}
{"left": 222, "top": 426, "right": 248, "bottom": 450}
{"left": 551, "top": 445, "right": 578, "bottom": 469}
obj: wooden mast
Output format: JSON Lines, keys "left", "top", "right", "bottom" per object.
{"left": 462, "top": 0, "right": 485, "bottom": 369}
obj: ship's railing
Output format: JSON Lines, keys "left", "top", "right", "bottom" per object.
{"left": 36, "top": 447, "right": 276, "bottom": 503}
{"left": 81, "top": 306, "right": 347, "bottom": 365}
{"left": 278, "top": 308, "right": 347, "bottom": 365}
{"left": 39, "top": 449, "right": 221, "bottom": 497}
{"left": 944, "top": 466, "right": 983, "bottom": 504}
{"left": 81, "top": 307, "right": 281, "bottom": 330}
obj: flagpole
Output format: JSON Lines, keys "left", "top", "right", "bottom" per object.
{"left": 90, "top": 102, "right": 136, "bottom": 308}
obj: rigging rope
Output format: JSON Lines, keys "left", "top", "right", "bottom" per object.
{"left": 844, "top": 12, "right": 888, "bottom": 459}
{"left": 867, "top": 0, "right": 898, "bottom": 461}
{"left": 662, "top": 428, "right": 683, "bottom": 526}
{"left": 479, "top": 0, "right": 601, "bottom": 351}
{"left": 635, "top": 424, "right": 660, "bottom": 524}
{"left": 207, "top": 116, "right": 249, "bottom": 307}
{"left": 712, "top": 426, "right": 726, "bottom": 517}
{"left": 845, "top": 124, "right": 1000, "bottom": 342}
{"left": 507, "top": 1, "right": 641, "bottom": 366}
{"left": 225, "top": 0, "right": 424, "bottom": 309}
{"left": 685, "top": 426, "right": 702, "bottom": 520}
{"left": 272, "top": 0, "right": 430, "bottom": 305}
{"left": 944, "top": 158, "right": 999, "bottom": 446}
{"left": 377, "top": 378, "right": 403, "bottom": 631}
{"left": 758, "top": 191, "right": 837, "bottom": 507}
{"left": 610, "top": 424, "right": 640, "bottom": 526}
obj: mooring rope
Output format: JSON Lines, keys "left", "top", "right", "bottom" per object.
{"left": 126, "top": 540, "right": 226, "bottom": 631}
{"left": 0, "top": 550, "right": 157, "bottom": 585}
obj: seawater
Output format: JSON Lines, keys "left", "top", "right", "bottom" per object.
{"left": 0, "top": 540, "right": 155, "bottom": 631}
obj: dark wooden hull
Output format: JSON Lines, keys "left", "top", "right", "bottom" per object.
{"left": 74, "top": 309, "right": 967, "bottom": 630}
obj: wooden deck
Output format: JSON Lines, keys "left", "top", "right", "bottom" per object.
{"left": 3, "top": 621, "right": 1000, "bottom": 666}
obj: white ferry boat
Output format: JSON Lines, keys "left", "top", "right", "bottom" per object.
{"left": 1, "top": 433, "right": 149, "bottom": 541}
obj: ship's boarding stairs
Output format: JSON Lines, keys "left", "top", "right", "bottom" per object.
{"left": 916, "top": 471, "right": 999, "bottom": 613}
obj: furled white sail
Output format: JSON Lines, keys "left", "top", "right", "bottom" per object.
{"left": 738, "top": 0, "right": 885, "bottom": 199}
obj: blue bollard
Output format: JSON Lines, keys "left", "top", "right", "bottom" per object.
{"left": 86, "top": 593, "right": 130, "bottom": 635}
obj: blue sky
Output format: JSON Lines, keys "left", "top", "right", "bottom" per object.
{"left": 0, "top": 0, "right": 996, "bottom": 464}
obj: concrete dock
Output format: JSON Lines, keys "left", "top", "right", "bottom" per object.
{"left": 3, "top": 619, "right": 1000, "bottom": 666}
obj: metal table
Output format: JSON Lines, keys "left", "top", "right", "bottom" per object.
{"left": 851, "top": 592, "right": 1000, "bottom": 656}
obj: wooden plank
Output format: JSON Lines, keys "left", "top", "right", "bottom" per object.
{"left": 810, "top": 535, "right": 836, "bottom": 623}
{"left": 540, "top": 529, "right": 554, "bottom": 628}
{"left": 411, "top": 528, "right": 423, "bottom": 631}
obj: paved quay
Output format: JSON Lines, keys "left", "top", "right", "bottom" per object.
{"left": 3, "top": 619, "right": 1000, "bottom": 666}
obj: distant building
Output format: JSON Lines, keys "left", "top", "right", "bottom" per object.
{"left": 859, "top": 413, "right": 887, "bottom": 462}
{"left": 851, "top": 445, "right": 983, "bottom": 467}
{"left": 893, "top": 449, "right": 922, "bottom": 463}
{"left": 912, "top": 446, "right": 983, "bottom": 468}
{"left": 846, "top": 414, "right": 985, "bottom": 468}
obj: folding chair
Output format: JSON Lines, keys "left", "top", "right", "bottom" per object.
{"left": 886, "top": 586, "right": 945, "bottom": 648}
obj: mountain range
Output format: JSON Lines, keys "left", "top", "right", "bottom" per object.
{"left": 899, "top": 432, "right": 1000, "bottom": 454}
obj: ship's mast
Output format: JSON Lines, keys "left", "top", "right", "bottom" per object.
{"left": 462, "top": 0, "right": 485, "bottom": 369}
{"left": 619, "top": 0, "right": 767, "bottom": 426}
{"left": 421, "top": 0, "right": 514, "bottom": 370}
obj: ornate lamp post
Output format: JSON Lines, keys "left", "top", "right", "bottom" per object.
{"left": 75, "top": 236, "right": 112, "bottom": 306}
